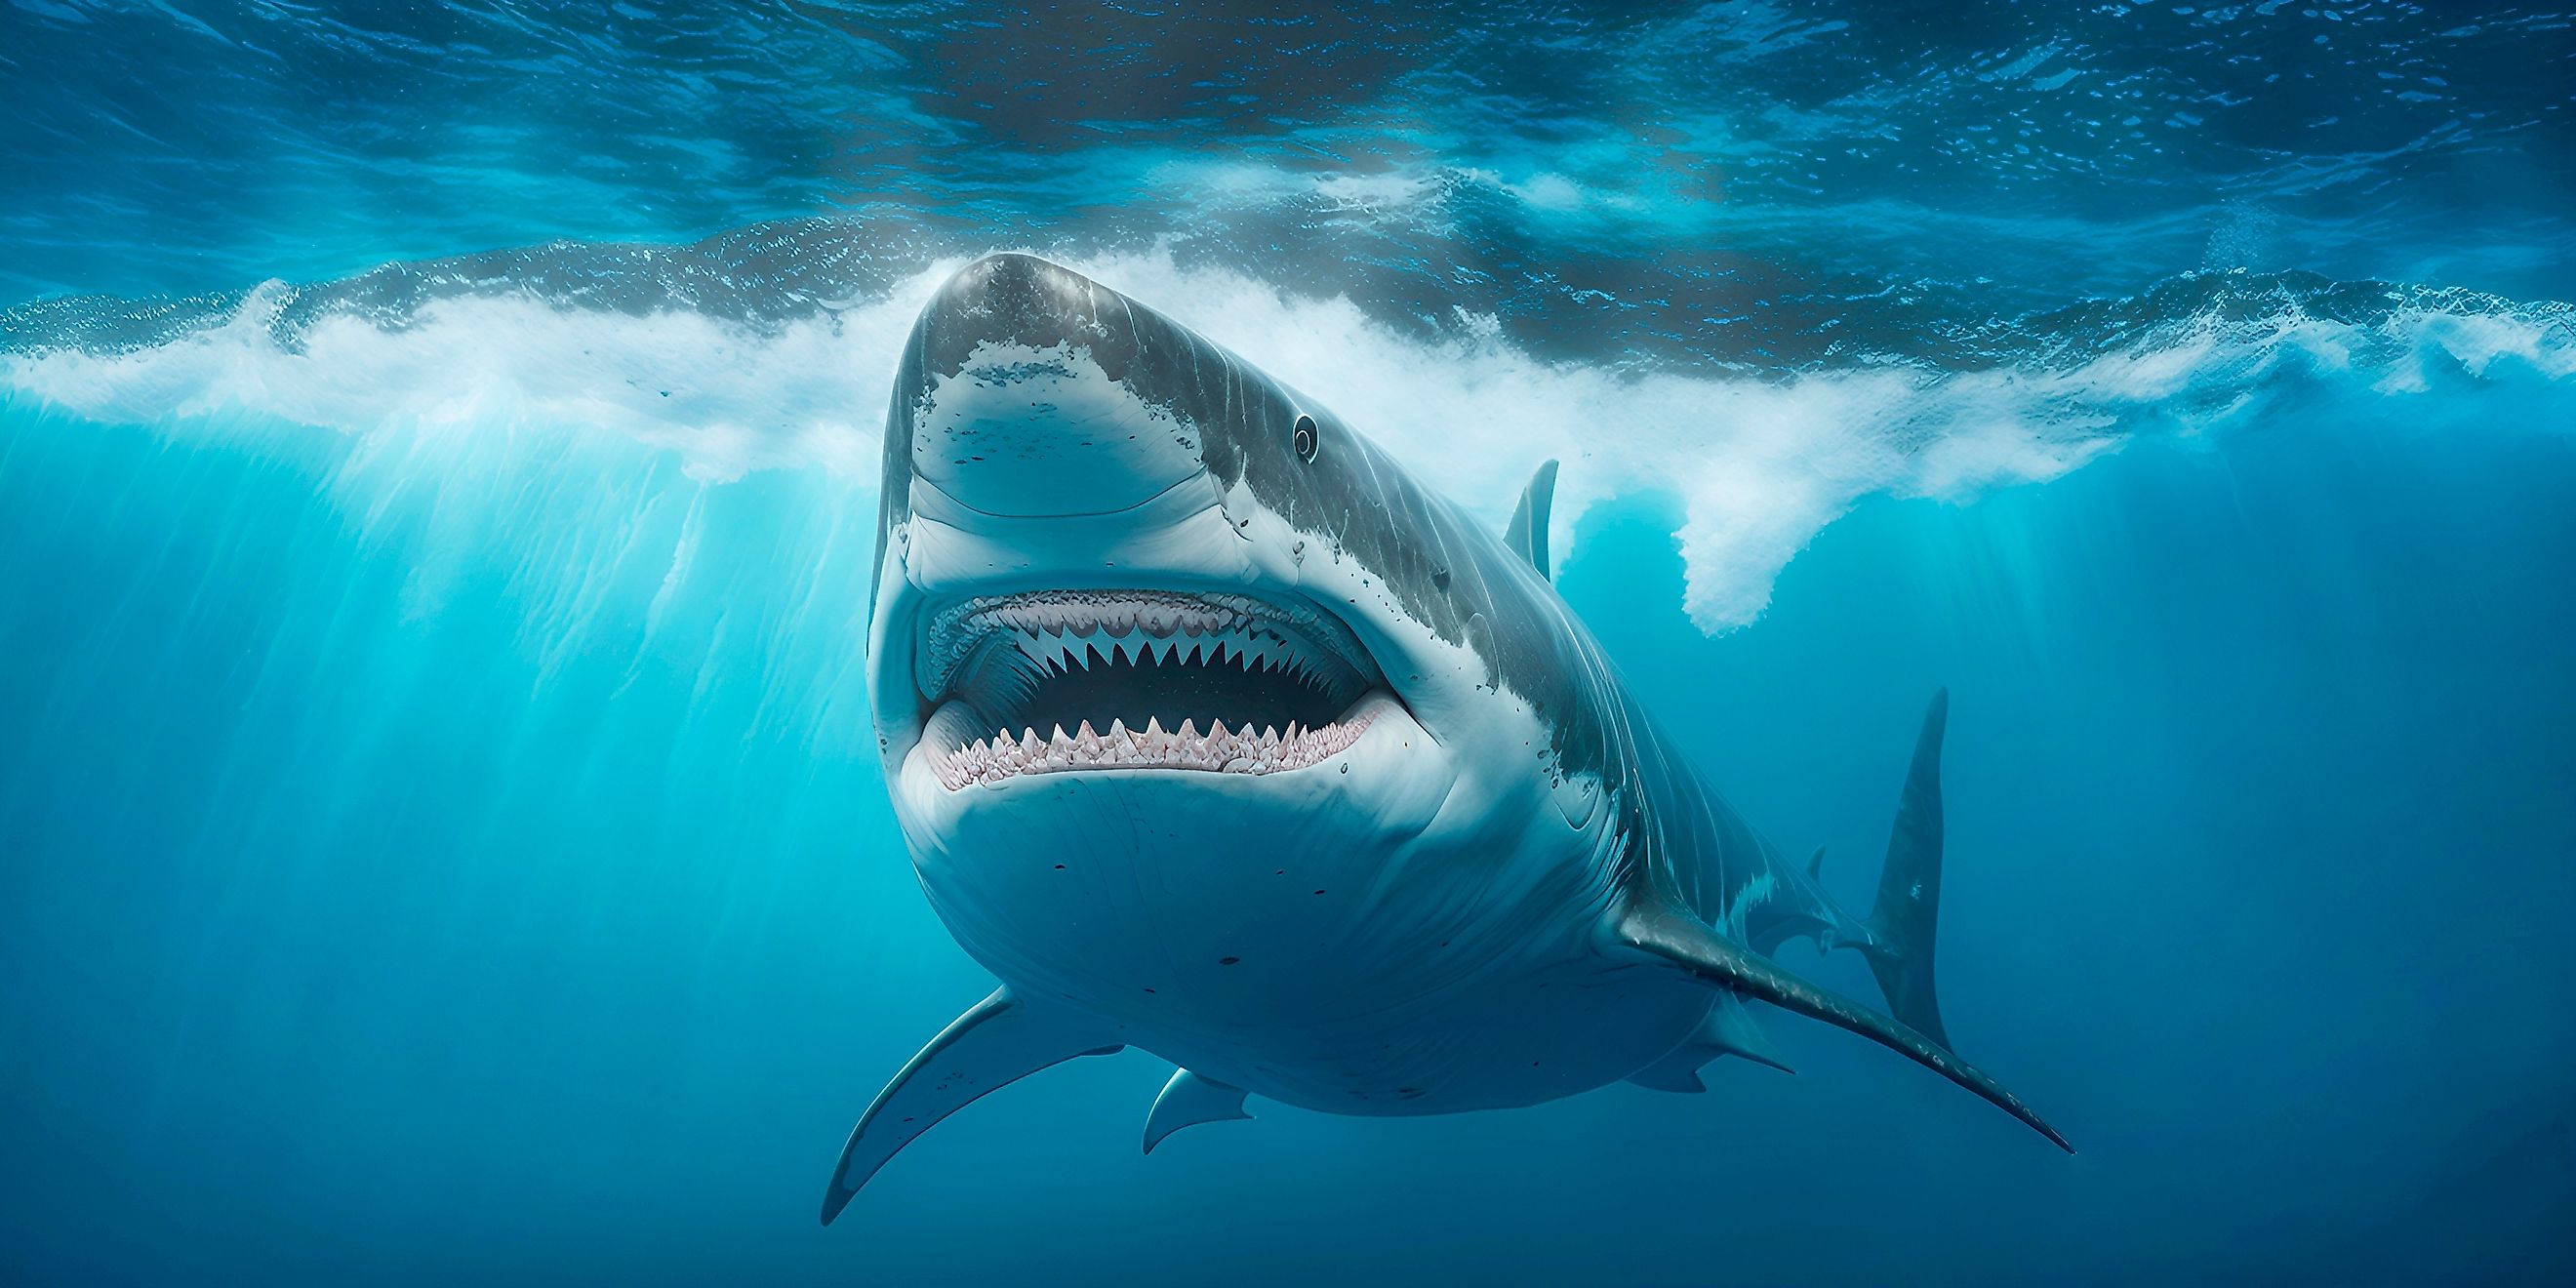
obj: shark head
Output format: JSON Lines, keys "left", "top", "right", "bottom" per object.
{"left": 866, "top": 255, "right": 1623, "bottom": 1032}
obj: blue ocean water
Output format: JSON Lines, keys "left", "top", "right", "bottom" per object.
{"left": 2, "top": 3, "right": 2572, "bottom": 1283}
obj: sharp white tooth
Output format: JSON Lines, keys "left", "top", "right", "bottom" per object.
{"left": 1177, "top": 718, "right": 1197, "bottom": 741}
{"left": 1077, "top": 721, "right": 1101, "bottom": 755}
{"left": 1109, "top": 717, "right": 1129, "bottom": 743}
{"left": 1263, "top": 725, "right": 1280, "bottom": 745}
{"left": 1020, "top": 729, "right": 1042, "bottom": 755}
{"left": 1145, "top": 716, "right": 1165, "bottom": 737}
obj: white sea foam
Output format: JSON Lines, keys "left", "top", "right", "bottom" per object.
{"left": 5, "top": 249, "right": 2569, "bottom": 630}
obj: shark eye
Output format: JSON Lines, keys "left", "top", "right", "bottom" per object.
{"left": 1293, "top": 415, "right": 1318, "bottom": 463}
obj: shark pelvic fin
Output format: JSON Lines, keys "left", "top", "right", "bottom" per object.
{"left": 821, "top": 988, "right": 1122, "bottom": 1225}
{"left": 1142, "top": 1068, "right": 1252, "bottom": 1153}
{"left": 1627, "top": 992, "right": 1795, "bottom": 1092}
{"left": 1617, "top": 900, "right": 2072, "bottom": 1152}
{"left": 1857, "top": 688, "right": 1951, "bottom": 1049}
{"left": 1503, "top": 459, "right": 1559, "bottom": 580}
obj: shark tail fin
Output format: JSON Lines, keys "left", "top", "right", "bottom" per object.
{"left": 1857, "top": 688, "right": 1952, "bottom": 1051}
{"left": 1503, "top": 460, "right": 1558, "bottom": 580}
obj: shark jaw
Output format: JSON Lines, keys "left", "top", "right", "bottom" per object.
{"left": 917, "top": 589, "right": 1393, "bottom": 791}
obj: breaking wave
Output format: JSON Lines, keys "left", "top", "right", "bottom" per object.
{"left": 5, "top": 241, "right": 2570, "bottom": 629}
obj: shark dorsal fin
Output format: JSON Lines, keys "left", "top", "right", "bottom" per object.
{"left": 1503, "top": 460, "right": 1559, "bottom": 580}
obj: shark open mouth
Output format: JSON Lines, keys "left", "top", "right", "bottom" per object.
{"left": 918, "top": 590, "right": 1386, "bottom": 790}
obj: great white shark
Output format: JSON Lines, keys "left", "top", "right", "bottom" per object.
{"left": 824, "top": 253, "right": 2071, "bottom": 1223}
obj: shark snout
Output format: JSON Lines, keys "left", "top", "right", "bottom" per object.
{"left": 899, "top": 253, "right": 1208, "bottom": 518}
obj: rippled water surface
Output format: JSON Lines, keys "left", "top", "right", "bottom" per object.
{"left": 3, "top": 3, "right": 2572, "bottom": 1284}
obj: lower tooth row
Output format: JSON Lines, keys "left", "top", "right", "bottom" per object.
{"left": 931, "top": 713, "right": 1373, "bottom": 789}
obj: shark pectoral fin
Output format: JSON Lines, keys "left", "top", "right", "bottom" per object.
{"left": 1503, "top": 460, "right": 1559, "bottom": 580}
{"left": 1616, "top": 903, "right": 2073, "bottom": 1152}
{"left": 1142, "top": 1068, "right": 1252, "bottom": 1154}
{"left": 821, "top": 988, "right": 1122, "bottom": 1225}
{"left": 1627, "top": 992, "right": 1794, "bottom": 1093}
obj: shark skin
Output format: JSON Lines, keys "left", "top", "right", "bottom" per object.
{"left": 823, "top": 254, "right": 2070, "bottom": 1224}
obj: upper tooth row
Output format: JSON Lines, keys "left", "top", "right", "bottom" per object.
{"left": 980, "top": 599, "right": 1243, "bottom": 639}
{"left": 924, "top": 601, "right": 1248, "bottom": 696}
{"left": 920, "top": 591, "right": 1377, "bottom": 701}
{"left": 1014, "top": 627, "right": 1308, "bottom": 675}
